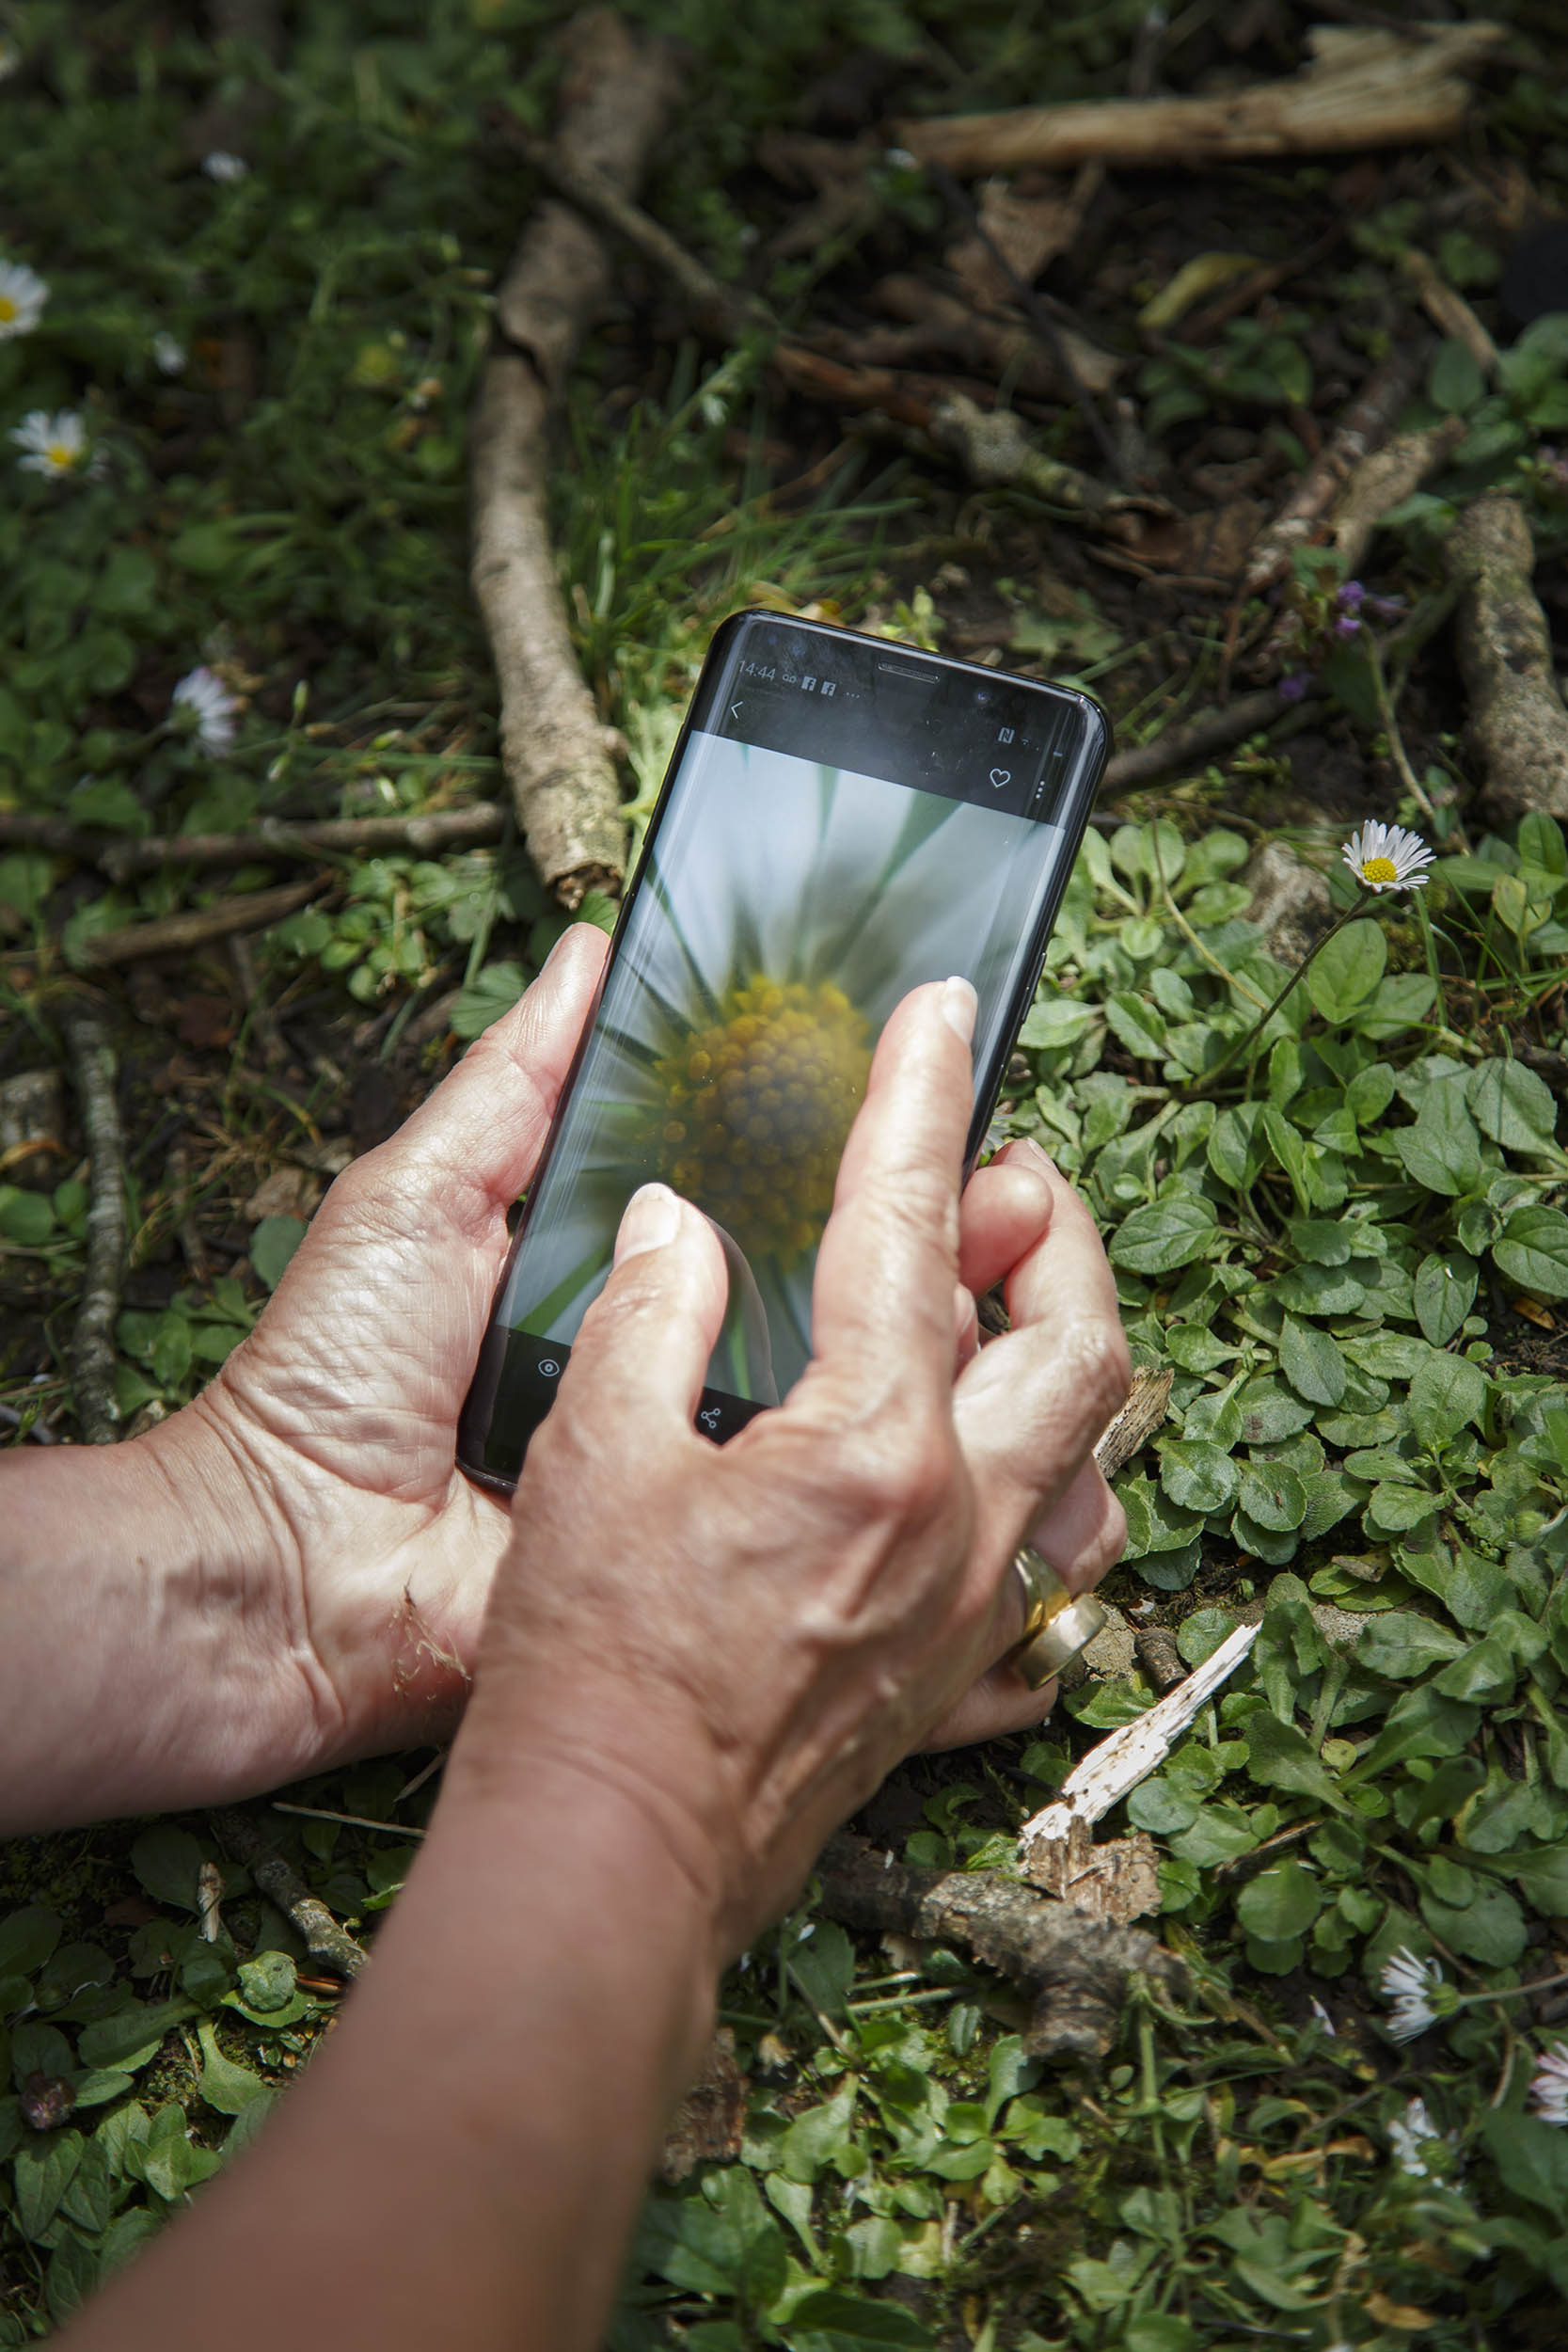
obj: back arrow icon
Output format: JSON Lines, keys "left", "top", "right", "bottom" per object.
{"left": 729, "top": 700, "right": 743, "bottom": 722}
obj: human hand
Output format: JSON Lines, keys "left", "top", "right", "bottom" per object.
{"left": 452, "top": 977, "right": 1130, "bottom": 1957}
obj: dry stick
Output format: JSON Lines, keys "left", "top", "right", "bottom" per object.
{"left": 1445, "top": 492, "right": 1568, "bottom": 824}
{"left": 61, "top": 1011, "right": 126, "bottom": 1445}
{"left": 497, "top": 113, "right": 1151, "bottom": 525}
{"left": 1094, "top": 1365, "right": 1173, "bottom": 1481}
{"left": 894, "top": 22, "right": 1504, "bottom": 176}
{"left": 1398, "top": 246, "right": 1499, "bottom": 373}
{"left": 1241, "top": 341, "right": 1429, "bottom": 601}
{"left": 0, "top": 804, "right": 506, "bottom": 879}
{"left": 817, "top": 1831, "right": 1184, "bottom": 2061}
{"left": 81, "top": 878, "right": 325, "bottom": 968}
{"left": 470, "top": 12, "right": 683, "bottom": 910}
{"left": 1102, "top": 685, "right": 1298, "bottom": 793}
{"left": 213, "top": 1808, "right": 368, "bottom": 1979}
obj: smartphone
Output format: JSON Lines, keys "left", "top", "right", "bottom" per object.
{"left": 458, "top": 612, "right": 1109, "bottom": 1492}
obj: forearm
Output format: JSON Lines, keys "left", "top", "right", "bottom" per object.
{"left": 0, "top": 1406, "right": 314, "bottom": 1832}
{"left": 63, "top": 1752, "right": 717, "bottom": 2352}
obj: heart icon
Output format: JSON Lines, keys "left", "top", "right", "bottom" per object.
{"left": 989, "top": 768, "right": 1010, "bottom": 788}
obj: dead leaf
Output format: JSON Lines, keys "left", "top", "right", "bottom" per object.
{"left": 1364, "top": 2291, "right": 1436, "bottom": 2331}
{"left": 657, "top": 2026, "right": 748, "bottom": 2183}
{"left": 946, "top": 174, "right": 1082, "bottom": 308}
{"left": 175, "top": 993, "right": 237, "bottom": 1049}
{"left": 1114, "top": 500, "right": 1268, "bottom": 584}
{"left": 243, "top": 1165, "right": 322, "bottom": 1222}
{"left": 1511, "top": 1295, "right": 1556, "bottom": 1330}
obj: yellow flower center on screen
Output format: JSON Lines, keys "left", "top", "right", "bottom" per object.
{"left": 0, "top": 297, "right": 16, "bottom": 324}
{"left": 653, "top": 977, "right": 873, "bottom": 1265}
{"left": 1361, "top": 855, "right": 1398, "bottom": 885}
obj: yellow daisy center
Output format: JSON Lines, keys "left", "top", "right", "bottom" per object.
{"left": 652, "top": 977, "right": 872, "bottom": 1265}
{"left": 46, "top": 442, "right": 74, "bottom": 469}
{"left": 1360, "top": 855, "right": 1399, "bottom": 885}
{"left": 0, "top": 297, "right": 16, "bottom": 323}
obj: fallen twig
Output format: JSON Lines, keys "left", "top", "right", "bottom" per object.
{"left": 1018, "top": 1623, "right": 1260, "bottom": 1877}
{"left": 895, "top": 24, "right": 1504, "bottom": 177}
{"left": 60, "top": 1010, "right": 126, "bottom": 1445}
{"left": 1102, "top": 686, "right": 1302, "bottom": 794}
{"left": 80, "top": 879, "right": 325, "bottom": 968}
{"left": 1398, "top": 245, "right": 1499, "bottom": 373}
{"left": 213, "top": 1808, "right": 369, "bottom": 1979}
{"left": 841, "top": 275, "right": 1119, "bottom": 403}
{"left": 1093, "top": 1365, "right": 1173, "bottom": 1480}
{"left": 1241, "top": 342, "right": 1428, "bottom": 598}
{"left": 470, "top": 12, "right": 682, "bottom": 908}
{"left": 0, "top": 803, "right": 506, "bottom": 878}
{"left": 818, "top": 1831, "right": 1183, "bottom": 2060}
{"left": 1446, "top": 493, "right": 1568, "bottom": 823}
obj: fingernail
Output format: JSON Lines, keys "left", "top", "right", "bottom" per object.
{"left": 615, "top": 1183, "right": 680, "bottom": 1262}
{"left": 1006, "top": 1136, "right": 1059, "bottom": 1178}
{"left": 941, "top": 975, "right": 977, "bottom": 1045}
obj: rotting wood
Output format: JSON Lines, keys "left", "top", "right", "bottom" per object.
{"left": 81, "top": 878, "right": 325, "bottom": 968}
{"left": 817, "top": 1831, "right": 1183, "bottom": 2060}
{"left": 470, "top": 13, "right": 683, "bottom": 909}
{"left": 1328, "top": 415, "right": 1467, "bottom": 581}
{"left": 1447, "top": 492, "right": 1568, "bottom": 823}
{"left": 895, "top": 24, "right": 1504, "bottom": 178}
{"left": 213, "top": 1808, "right": 368, "bottom": 1979}
{"left": 657, "top": 2027, "right": 748, "bottom": 2183}
{"left": 61, "top": 1010, "right": 126, "bottom": 1446}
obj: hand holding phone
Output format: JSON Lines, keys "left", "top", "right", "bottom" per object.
{"left": 461, "top": 613, "right": 1109, "bottom": 1489}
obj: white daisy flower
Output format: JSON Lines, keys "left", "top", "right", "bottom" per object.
{"left": 170, "top": 666, "right": 240, "bottom": 755}
{"left": 151, "top": 331, "right": 187, "bottom": 375}
{"left": 1387, "top": 2094, "right": 1447, "bottom": 2178}
{"left": 0, "top": 259, "right": 48, "bottom": 340}
{"left": 202, "top": 151, "right": 249, "bottom": 183}
{"left": 1342, "top": 819, "right": 1434, "bottom": 894}
{"left": 1530, "top": 2042, "right": 1568, "bottom": 2127}
{"left": 10, "top": 407, "right": 94, "bottom": 479}
{"left": 1380, "top": 1947, "right": 1441, "bottom": 2042}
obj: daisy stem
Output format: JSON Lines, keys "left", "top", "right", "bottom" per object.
{"left": 1448, "top": 1967, "right": 1568, "bottom": 2011}
{"left": 1184, "top": 889, "right": 1374, "bottom": 1097}
{"left": 1414, "top": 887, "right": 1450, "bottom": 1038}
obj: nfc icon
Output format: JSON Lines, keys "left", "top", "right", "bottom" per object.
{"left": 997, "top": 726, "right": 1014, "bottom": 744}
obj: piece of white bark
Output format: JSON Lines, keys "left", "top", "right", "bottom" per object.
{"left": 1019, "top": 1622, "right": 1259, "bottom": 1873}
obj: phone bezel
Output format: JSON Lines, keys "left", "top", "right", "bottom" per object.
{"left": 456, "top": 612, "right": 1111, "bottom": 1493}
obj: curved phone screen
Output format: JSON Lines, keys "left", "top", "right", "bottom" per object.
{"left": 460, "top": 617, "right": 1104, "bottom": 1486}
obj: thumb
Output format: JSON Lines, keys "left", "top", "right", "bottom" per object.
{"left": 555, "top": 1184, "right": 731, "bottom": 1436}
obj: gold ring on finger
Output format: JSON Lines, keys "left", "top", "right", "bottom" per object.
{"left": 1009, "top": 1542, "right": 1108, "bottom": 1692}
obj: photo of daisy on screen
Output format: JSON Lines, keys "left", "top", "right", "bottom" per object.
{"left": 498, "top": 732, "right": 1058, "bottom": 1405}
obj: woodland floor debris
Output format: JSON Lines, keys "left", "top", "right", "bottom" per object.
{"left": 470, "top": 9, "right": 682, "bottom": 907}
{"left": 1447, "top": 490, "right": 1568, "bottom": 823}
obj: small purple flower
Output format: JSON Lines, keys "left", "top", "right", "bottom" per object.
{"left": 1336, "top": 580, "right": 1366, "bottom": 611}
{"left": 1278, "top": 672, "right": 1309, "bottom": 703}
{"left": 1334, "top": 613, "right": 1362, "bottom": 639}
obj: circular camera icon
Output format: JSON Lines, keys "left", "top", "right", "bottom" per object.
{"left": 537, "top": 1358, "right": 561, "bottom": 1379}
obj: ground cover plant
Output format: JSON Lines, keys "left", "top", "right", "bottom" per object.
{"left": 4, "top": 0, "right": 1568, "bottom": 2344}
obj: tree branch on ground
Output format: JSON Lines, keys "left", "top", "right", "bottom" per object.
{"left": 1446, "top": 492, "right": 1568, "bottom": 822}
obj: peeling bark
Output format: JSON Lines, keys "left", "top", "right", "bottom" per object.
{"left": 1446, "top": 493, "right": 1568, "bottom": 823}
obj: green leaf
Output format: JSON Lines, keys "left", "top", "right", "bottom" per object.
{"left": 1238, "top": 1463, "right": 1308, "bottom": 1533}
{"left": 251, "top": 1214, "right": 308, "bottom": 1292}
{"left": 1127, "top": 1779, "right": 1200, "bottom": 1836}
{"left": 1429, "top": 336, "right": 1485, "bottom": 414}
{"left": 1105, "top": 993, "right": 1166, "bottom": 1059}
{"left": 451, "top": 960, "right": 530, "bottom": 1042}
{"left": 0, "top": 1186, "right": 55, "bottom": 1245}
{"left": 131, "top": 1826, "right": 205, "bottom": 1914}
{"left": 11, "top": 2130, "right": 84, "bottom": 2240}
{"left": 1020, "top": 997, "right": 1098, "bottom": 1049}
{"left": 1493, "top": 1206, "right": 1568, "bottom": 1299}
{"left": 1353, "top": 1685, "right": 1481, "bottom": 1778}
{"left": 235, "top": 1951, "right": 297, "bottom": 2013}
{"left": 1236, "top": 1858, "right": 1322, "bottom": 1941}
{"left": 1157, "top": 1440, "right": 1238, "bottom": 1514}
{"left": 1408, "top": 1351, "right": 1489, "bottom": 1448}
{"left": 1356, "top": 1613, "right": 1466, "bottom": 1677}
{"left": 1278, "top": 1314, "right": 1347, "bottom": 1408}
{"left": 787, "top": 1918, "right": 854, "bottom": 2019}
{"left": 76, "top": 1997, "right": 192, "bottom": 2074}
{"left": 1393, "top": 1083, "right": 1483, "bottom": 1196}
{"left": 1481, "top": 2111, "right": 1568, "bottom": 2220}
{"left": 0, "top": 1907, "right": 62, "bottom": 1978}
{"left": 1243, "top": 1714, "right": 1346, "bottom": 1810}
{"left": 196, "top": 2022, "right": 272, "bottom": 2117}
{"left": 779, "top": 2083, "right": 859, "bottom": 2185}
{"left": 1260, "top": 1106, "right": 1311, "bottom": 1211}
{"left": 1177, "top": 1609, "right": 1239, "bottom": 1667}
{"left": 1108, "top": 1195, "right": 1219, "bottom": 1275}
{"left": 1304, "top": 920, "right": 1386, "bottom": 1023}
{"left": 1468, "top": 1059, "right": 1560, "bottom": 1153}
{"left": 1414, "top": 1250, "right": 1479, "bottom": 1347}
{"left": 1420, "top": 1878, "right": 1527, "bottom": 1966}
{"left": 787, "top": 2290, "right": 933, "bottom": 2351}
